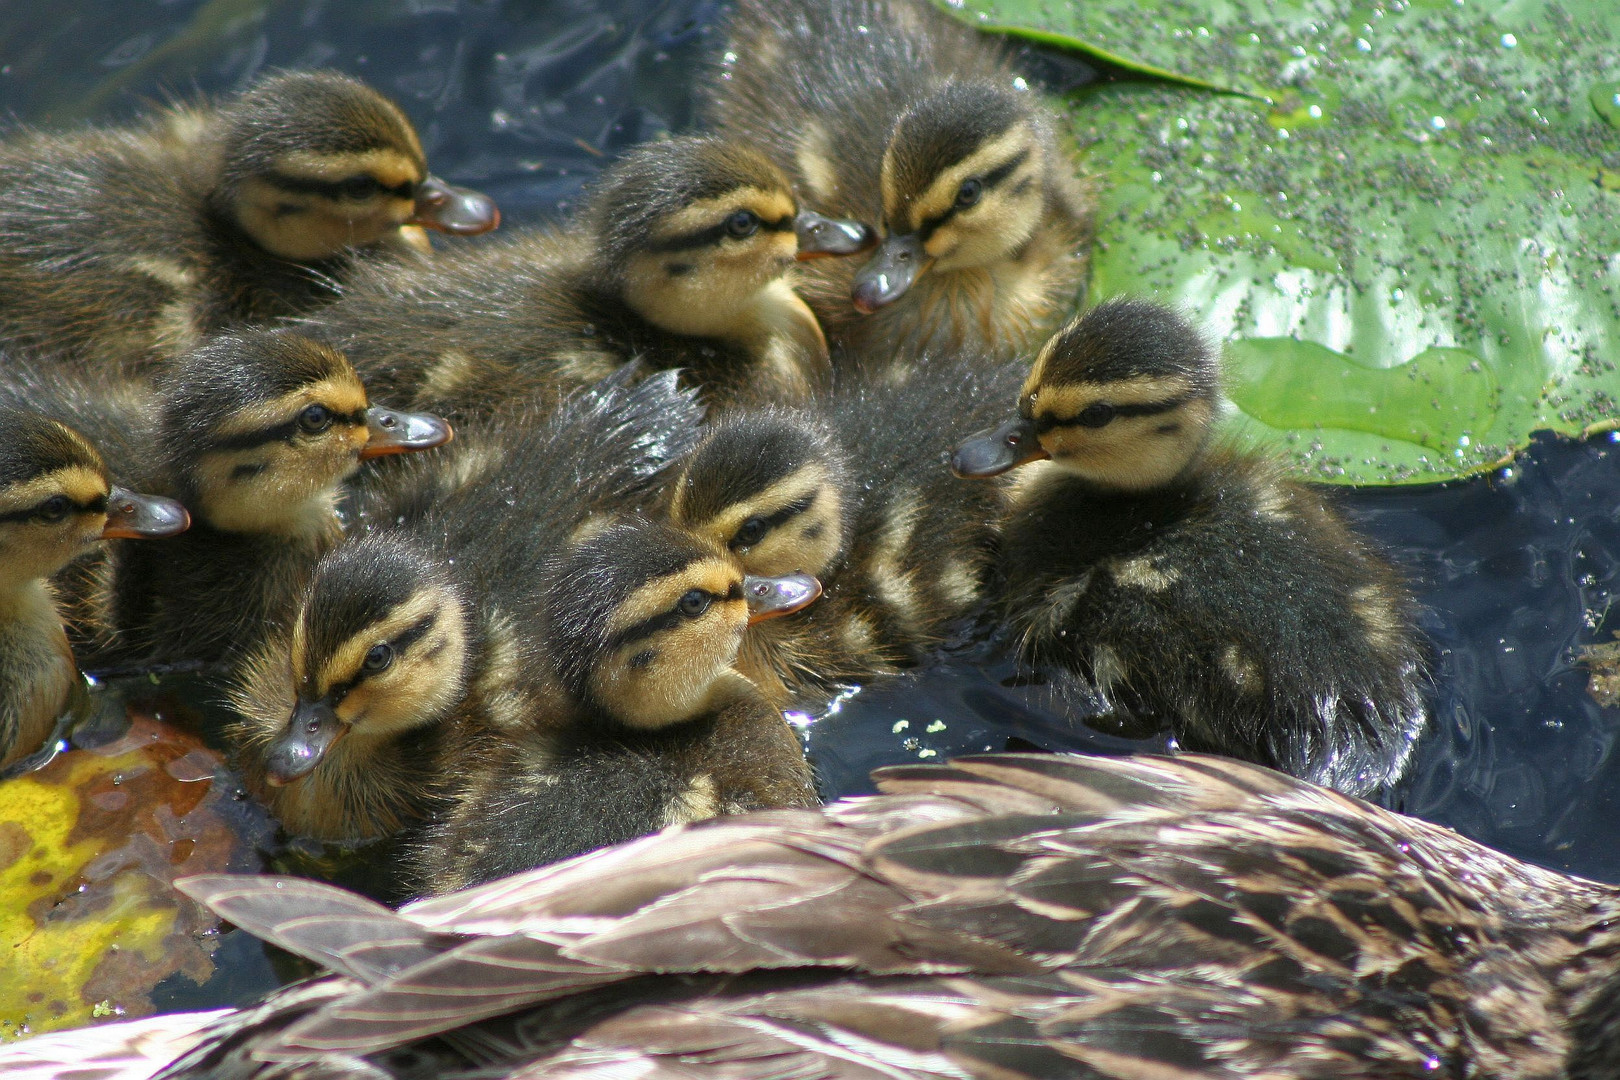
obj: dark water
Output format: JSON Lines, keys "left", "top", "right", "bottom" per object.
{"left": 2, "top": 0, "right": 1618, "bottom": 1013}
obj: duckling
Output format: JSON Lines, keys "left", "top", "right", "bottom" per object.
{"left": 417, "top": 517, "right": 822, "bottom": 892}
{"left": 296, "top": 134, "right": 871, "bottom": 417}
{"left": 0, "top": 330, "right": 451, "bottom": 666}
{"left": 952, "top": 299, "right": 1427, "bottom": 794}
{"left": 665, "top": 354, "right": 1022, "bottom": 706}
{"left": 43, "top": 750, "right": 1620, "bottom": 1079}
{"left": 0, "top": 410, "right": 187, "bottom": 770}
{"left": 0, "top": 70, "right": 497, "bottom": 372}
{"left": 700, "top": 0, "right": 1093, "bottom": 370}
{"left": 227, "top": 373, "right": 705, "bottom": 842}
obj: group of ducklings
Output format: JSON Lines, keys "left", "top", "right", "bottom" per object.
{"left": 1, "top": 0, "right": 1427, "bottom": 907}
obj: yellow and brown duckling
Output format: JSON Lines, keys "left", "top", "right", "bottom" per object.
{"left": 417, "top": 517, "right": 822, "bottom": 893}
{"left": 227, "top": 374, "right": 705, "bottom": 842}
{"left": 701, "top": 0, "right": 1093, "bottom": 370}
{"left": 0, "top": 410, "right": 187, "bottom": 771}
{"left": 666, "top": 354, "right": 1022, "bottom": 706}
{"left": 0, "top": 330, "right": 451, "bottom": 667}
{"left": 34, "top": 750, "right": 1620, "bottom": 1078}
{"left": 953, "top": 299, "right": 1427, "bottom": 794}
{"left": 297, "top": 134, "right": 870, "bottom": 418}
{"left": 0, "top": 70, "right": 497, "bottom": 372}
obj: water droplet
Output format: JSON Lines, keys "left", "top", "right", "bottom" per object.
{"left": 1500, "top": 32, "right": 1517, "bottom": 47}
{"left": 1430, "top": 115, "right": 1447, "bottom": 130}
{"left": 1356, "top": 37, "right": 1372, "bottom": 51}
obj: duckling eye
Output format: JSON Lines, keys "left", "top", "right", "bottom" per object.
{"left": 955, "top": 178, "right": 983, "bottom": 208}
{"left": 725, "top": 210, "right": 760, "bottom": 239}
{"left": 1077, "top": 403, "right": 1117, "bottom": 428}
{"left": 299, "top": 404, "right": 333, "bottom": 433}
{"left": 677, "top": 589, "right": 711, "bottom": 617}
{"left": 336, "top": 176, "right": 383, "bottom": 201}
{"left": 33, "top": 495, "right": 72, "bottom": 523}
{"left": 362, "top": 643, "right": 393, "bottom": 673}
{"left": 731, "top": 517, "right": 770, "bottom": 549}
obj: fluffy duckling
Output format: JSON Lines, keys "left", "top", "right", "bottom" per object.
{"left": 0, "top": 410, "right": 187, "bottom": 770}
{"left": 296, "top": 134, "right": 871, "bottom": 417}
{"left": 0, "top": 70, "right": 497, "bottom": 372}
{"left": 701, "top": 0, "right": 1092, "bottom": 369}
{"left": 665, "top": 354, "right": 1021, "bottom": 705}
{"left": 227, "top": 374, "right": 704, "bottom": 842}
{"left": 1, "top": 331, "right": 451, "bottom": 666}
{"left": 953, "top": 299, "right": 1426, "bottom": 794}
{"left": 417, "top": 518, "right": 822, "bottom": 892}
{"left": 36, "top": 751, "right": 1620, "bottom": 1079}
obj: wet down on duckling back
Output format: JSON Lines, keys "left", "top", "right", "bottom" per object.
{"left": 953, "top": 299, "right": 1428, "bottom": 796}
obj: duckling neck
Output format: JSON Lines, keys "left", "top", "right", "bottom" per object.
{"left": 623, "top": 277, "right": 829, "bottom": 400}
{"left": 731, "top": 280, "right": 830, "bottom": 400}
{"left": 0, "top": 580, "right": 78, "bottom": 768}
{"left": 198, "top": 200, "right": 349, "bottom": 323}
{"left": 198, "top": 486, "right": 345, "bottom": 544}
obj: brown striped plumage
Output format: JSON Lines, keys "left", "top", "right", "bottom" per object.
{"left": 9, "top": 751, "right": 1618, "bottom": 1079}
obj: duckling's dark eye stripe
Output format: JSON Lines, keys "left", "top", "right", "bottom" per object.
{"left": 738, "top": 492, "right": 818, "bottom": 542}
{"left": 607, "top": 584, "right": 742, "bottom": 651}
{"left": 646, "top": 215, "right": 795, "bottom": 254}
{"left": 0, "top": 495, "right": 104, "bottom": 524}
{"left": 917, "top": 149, "right": 1031, "bottom": 241}
{"left": 328, "top": 611, "right": 438, "bottom": 702}
{"left": 205, "top": 408, "right": 370, "bottom": 452}
{"left": 1036, "top": 397, "right": 1190, "bottom": 432}
{"left": 265, "top": 173, "right": 416, "bottom": 200}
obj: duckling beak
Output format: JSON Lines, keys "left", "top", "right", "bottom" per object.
{"left": 743, "top": 572, "right": 822, "bottom": 624}
{"left": 851, "top": 233, "right": 928, "bottom": 313}
{"left": 263, "top": 698, "right": 345, "bottom": 786}
{"left": 101, "top": 487, "right": 190, "bottom": 539}
{"left": 794, "top": 210, "right": 876, "bottom": 259}
{"left": 409, "top": 175, "right": 500, "bottom": 236}
{"left": 360, "top": 405, "right": 454, "bottom": 460}
{"left": 951, "top": 418, "right": 1049, "bottom": 478}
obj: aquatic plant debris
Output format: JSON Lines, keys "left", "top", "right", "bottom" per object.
{"left": 951, "top": 0, "right": 1620, "bottom": 484}
{"left": 0, "top": 706, "right": 242, "bottom": 1041}
{"left": 1580, "top": 633, "right": 1620, "bottom": 709}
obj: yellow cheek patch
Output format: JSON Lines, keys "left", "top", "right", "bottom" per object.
{"left": 273, "top": 148, "right": 425, "bottom": 189}
{"left": 0, "top": 467, "right": 108, "bottom": 518}
{"left": 312, "top": 589, "right": 444, "bottom": 697}
{"left": 605, "top": 558, "right": 741, "bottom": 638}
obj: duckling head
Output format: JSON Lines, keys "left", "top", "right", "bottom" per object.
{"left": 952, "top": 298, "right": 1219, "bottom": 491}
{"left": 160, "top": 329, "right": 450, "bottom": 537}
{"left": 854, "top": 80, "right": 1055, "bottom": 312}
{"left": 666, "top": 410, "right": 850, "bottom": 580}
{"left": 0, "top": 411, "right": 188, "bottom": 591}
{"left": 546, "top": 519, "right": 820, "bottom": 731}
{"left": 216, "top": 70, "right": 498, "bottom": 262}
{"left": 589, "top": 136, "right": 868, "bottom": 390}
{"left": 234, "top": 534, "right": 474, "bottom": 787}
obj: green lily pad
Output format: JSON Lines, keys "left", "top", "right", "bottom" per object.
{"left": 954, "top": 0, "right": 1620, "bottom": 483}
